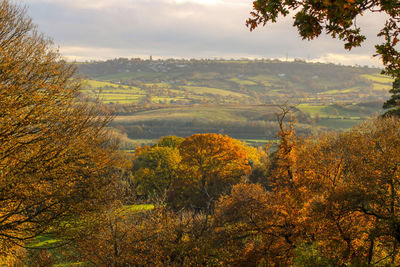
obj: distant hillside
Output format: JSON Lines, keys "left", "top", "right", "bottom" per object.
{"left": 76, "top": 59, "right": 389, "bottom": 145}
{"left": 78, "top": 58, "right": 390, "bottom": 105}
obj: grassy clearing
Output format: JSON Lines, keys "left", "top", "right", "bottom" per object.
{"left": 98, "top": 96, "right": 143, "bottom": 104}
{"left": 114, "top": 105, "right": 281, "bottom": 123}
{"left": 297, "top": 104, "right": 329, "bottom": 118}
{"left": 98, "top": 93, "right": 143, "bottom": 98}
{"left": 84, "top": 79, "right": 133, "bottom": 89}
{"left": 361, "top": 74, "right": 392, "bottom": 92}
{"left": 299, "top": 103, "right": 382, "bottom": 120}
{"left": 115, "top": 107, "right": 237, "bottom": 122}
{"left": 248, "top": 75, "right": 278, "bottom": 85}
{"left": 229, "top": 77, "right": 258, "bottom": 86}
{"left": 123, "top": 204, "right": 155, "bottom": 213}
{"left": 27, "top": 235, "right": 61, "bottom": 249}
{"left": 324, "top": 87, "right": 361, "bottom": 94}
{"left": 361, "top": 74, "right": 393, "bottom": 84}
{"left": 82, "top": 79, "right": 145, "bottom": 103}
{"left": 372, "top": 83, "right": 391, "bottom": 91}
{"left": 181, "top": 86, "right": 247, "bottom": 98}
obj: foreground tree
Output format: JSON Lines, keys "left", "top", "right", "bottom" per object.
{"left": 0, "top": 0, "right": 121, "bottom": 259}
{"left": 67, "top": 205, "right": 214, "bottom": 266}
{"left": 211, "top": 116, "right": 400, "bottom": 265}
{"left": 247, "top": 0, "right": 400, "bottom": 113}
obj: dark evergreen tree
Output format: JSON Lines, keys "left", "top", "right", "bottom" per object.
{"left": 383, "top": 78, "right": 400, "bottom": 116}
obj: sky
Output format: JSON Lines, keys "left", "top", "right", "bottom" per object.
{"left": 25, "top": 0, "right": 387, "bottom": 67}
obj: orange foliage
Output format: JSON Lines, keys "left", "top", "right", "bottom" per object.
{"left": 167, "top": 133, "right": 251, "bottom": 211}
{"left": 214, "top": 117, "right": 400, "bottom": 265}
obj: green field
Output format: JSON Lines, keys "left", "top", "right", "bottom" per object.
{"left": 181, "top": 85, "right": 248, "bottom": 98}
{"left": 324, "top": 86, "right": 361, "bottom": 94}
{"left": 229, "top": 77, "right": 258, "bottom": 86}
{"left": 361, "top": 74, "right": 393, "bottom": 84}
{"left": 361, "top": 74, "right": 393, "bottom": 91}
{"left": 113, "top": 105, "right": 282, "bottom": 123}
{"left": 298, "top": 103, "right": 382, "bottom": 119}
{"left": 297, "top": 104, "right": 330, "bottom": 118}
{"left": 78, "top": 60, "right": 390, "bottom": 108}
{"left": 76, "top": 59, "right": 391, "bottom": 140}
{"left": 316, "top": 118, "right": 361, "bottom": 129}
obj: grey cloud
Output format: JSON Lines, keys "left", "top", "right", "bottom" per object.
{"left": 25, "top": 0, "right": 386, "bottom": 65}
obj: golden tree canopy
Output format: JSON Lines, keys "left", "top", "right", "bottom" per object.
{"left": 0, "top": 0, "right": 121, "bottom": 255}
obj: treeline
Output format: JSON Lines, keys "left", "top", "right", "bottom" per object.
{"left": 107, "top": 104, "right": 313, "bottom": 141}
{"left": 78, "top": 57, "right": 378, "bottom": 85}
{"left": 112, "top": 118, "right": 313, "bottom": 140}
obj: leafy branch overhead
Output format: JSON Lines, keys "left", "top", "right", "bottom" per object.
{"left": 247, "top": 0, "right": 400, "bottom": 77}
{"left": 247, "top": 0, "right": 400, "bottom": 114}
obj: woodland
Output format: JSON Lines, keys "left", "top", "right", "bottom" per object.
{"left": 2, "top": 0, "right": 400, "bottom": 266}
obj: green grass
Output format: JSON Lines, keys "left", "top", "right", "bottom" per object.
{"left": 248, "top": 74, "right": 278, "bottom": 84}
{"left": 324, "top": 87, "right": 361, "bottom": 94}
{"left": 82, "top": 79, "right": 146, "bottom": 103}
{"left": 361, "top": 74, "right": 393, "bottom": 84}
{"left": 27, "top": 235, "right": 61, "bottom": 249}
{"left": 298, "top": 103, "right": 382, "bottom": 120}
{"left": 123, "top": 204, "right": 155, "bottom": 212}
{"left": 82, "top": 78, "right": 249, "bottom": 105}
{"left": 297, "top": 104, "right": 329, "bottom": 118}
{"left": 229, "top": 77, "right": 257, "bottom": 86}
{"left": 372, "top": 83, "right": 391, "bottom": 91}
{"left": 181, "top": 86, "right": 247, "bottom": 98}
{"left": 113, "top": 105, "right": 281, "bottom": 123}
{"left": 361, "top": 74, "right": 393, "bottom": 91}
{"left": 316, "top": 118, "right": 360, "bottom": 129}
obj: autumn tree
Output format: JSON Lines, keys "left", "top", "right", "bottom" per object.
{"left": 67, "top": 205, "right": 215, "bottom": 266}
{"left": 132, "top": 145, "right": 181, "bottom": 201}
{"left": 167, "top": 134, "right": 251, "bottom": 211}
{"left": 293, "top": 133, "right": 375, "bottom": 264}
{"left": 288, "top": 117, "right": 400, "bottom": 265}
{"left": 0, "top": 0, "right": 121, "bottom": 259}
{"left": 131, "top": 136, "right": 184, "bottom": 201}
{"left": 209, "top": 117, "right": 400, "bottom": 265}
{"left": 247, "top": 0, "right": 400, "bottom": 113}
{"left": 213, "top": 182, "right": 297, "bottom": 266}
{"left": 156, "top": 135, "right": 184, "bottom": 148}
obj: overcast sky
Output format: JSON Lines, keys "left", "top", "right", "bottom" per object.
{"left": 25, "top": 0, "right": 386, "bottom": 66}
